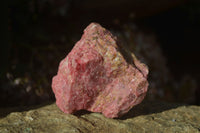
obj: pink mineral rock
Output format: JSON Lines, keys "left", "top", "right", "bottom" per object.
{"left": 52, "top": 23, "right": 149, "bottom": 118}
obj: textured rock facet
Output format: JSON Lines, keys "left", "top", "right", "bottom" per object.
{"left": 1, "top": 102, "right": 200, "bottom": 133}
{"left": 52, "top": 23, "right": 149, "bottom": 118}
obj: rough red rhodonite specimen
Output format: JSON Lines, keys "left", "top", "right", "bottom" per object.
{"left": 52, "top": 23, "right": 149, "bottom": 118}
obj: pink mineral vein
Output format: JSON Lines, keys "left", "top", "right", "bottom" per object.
{"left": 52, "top": 23, "right": 149, "bottom": 118}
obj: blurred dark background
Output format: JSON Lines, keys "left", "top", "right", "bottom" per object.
{"left": 2, "top": 0, "right": 200, "bottom": 108}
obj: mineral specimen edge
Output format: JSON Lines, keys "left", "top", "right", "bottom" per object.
{"left": 52, "top": 22, "right": 149, "bottom": 118}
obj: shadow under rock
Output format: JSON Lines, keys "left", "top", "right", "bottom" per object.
{"left": 0, "top": 101, "right": 54, "bottom": 118}
{"left": 73, "top": 110, "right": 92, "bottom": 117}
{"left": 0, "top": 100, "right": 186, "bottom": 120}
{"left": 118, "top": 99, "right": 186, "bottom": 120}
{"left": 66, "top": 99, "right": 186, "bottom": 120}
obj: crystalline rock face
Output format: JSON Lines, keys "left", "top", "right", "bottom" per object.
{"left": 52, "top": 23, "right": 149, "bottom": 118}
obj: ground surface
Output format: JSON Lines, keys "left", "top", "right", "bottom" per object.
{"left": 0, "top": 101, "right": 199, "bottom": 133}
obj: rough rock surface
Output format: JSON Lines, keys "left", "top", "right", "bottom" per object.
{"left": 0, "top": 101, "right": 200, "bottom": 133}
{"left": 52, "top": 23, "right": 149, "bottom": 118}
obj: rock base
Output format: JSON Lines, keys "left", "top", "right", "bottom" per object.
{"left": 0, "top": 101, "right": 199, "bottom": 133}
